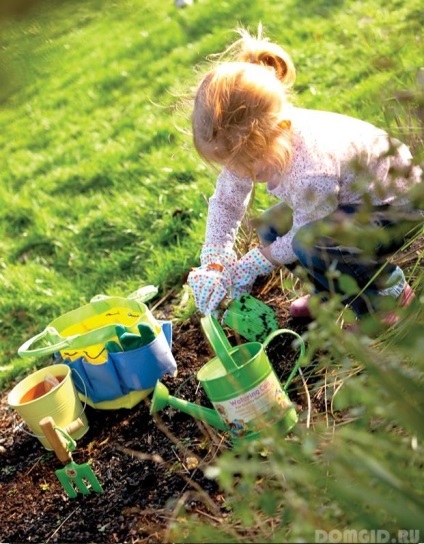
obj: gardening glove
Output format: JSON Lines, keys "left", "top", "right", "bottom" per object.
{"left": 119, "top": 331, "right": 144, "bottom": 351}
{"left": 187, "top": 245, "right": 238, "bottom": 315}
{"left": 115, "top": 325, "right": 143, "bottom": 351}
{"left": 137, "top": 323, "right": 156, "bottom": 345}
{"left": 232, "top": 247, "right": 276, "bottom": 299}
{"left": 105, "top": 340, "right": 122, "bottom": 353}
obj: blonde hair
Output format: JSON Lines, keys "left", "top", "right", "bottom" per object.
{"left": 192, "top": 26, "right": 296, "bottom": 176}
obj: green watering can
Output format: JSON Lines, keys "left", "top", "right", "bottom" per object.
{"left": 150, "top": 315, "right": 305, "bottom": 440}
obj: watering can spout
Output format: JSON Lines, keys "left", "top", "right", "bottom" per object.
{"left": 150, "top": 382, "right": 227, "bottom": 432}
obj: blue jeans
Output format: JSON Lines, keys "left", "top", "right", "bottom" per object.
{"left": 256, "top": 203, "right": 423, "bottom": 316}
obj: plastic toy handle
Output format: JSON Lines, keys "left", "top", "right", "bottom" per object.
{"left": 17, "top": 326, "right": 72, "bottom": 358}
{"left": 90, "top": 285, "right": 157, "bottom": 305}
{"left": 201, "top": 315, "right": 239, "bottom": 372}
{"left": 89, "top": 294, "right": 109, "bottom": 303}
{"left": 263, "top": 329, "right": 306, "bottom": 392}
{"left": 127, "top": 285, "right": 158, "bottom": 304}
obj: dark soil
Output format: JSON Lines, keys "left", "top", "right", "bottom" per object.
{"left": 0, "top": 281, "right": 315, "bottom": 543}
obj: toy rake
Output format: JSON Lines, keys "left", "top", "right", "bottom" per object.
{"left": 39, "top": 416, "right": 103, "bottom": 499}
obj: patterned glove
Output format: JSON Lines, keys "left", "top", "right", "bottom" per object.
{"left": 232, "top": 247, "right": 276, "bottom": 299}
{"left": 187, "top": 245, "right": 238, "bottom": 315}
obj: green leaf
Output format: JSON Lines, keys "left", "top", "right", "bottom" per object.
{"left": 338, "top": 274, "right": 359, "bottom": 296}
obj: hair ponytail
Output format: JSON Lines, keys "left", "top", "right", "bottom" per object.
{"left": 226, "top": 25, "right": 296, "bottom": 88}
{"left": 253, "top": 51, "right": 295, "bottom": 86}
{"left": 193, "top": 25, "right": 295, "bottom": 174}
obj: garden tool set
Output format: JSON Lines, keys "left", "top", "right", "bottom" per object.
{"left": 11, "top": 286, "right": 178, "bottom": 497}
{"left": 11, "top": 285, "right": 303, "bottom": 498}
{"left": 17, "top": 287, "right": 177, "bottom": 410}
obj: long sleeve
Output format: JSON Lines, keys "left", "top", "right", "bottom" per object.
{"left": 204, "top": 168, "right": 254, "bottom": 251}
{"left": 202, "top": 108, "right": 422, "bottom": 266}
{"left": 264, "top": 108, "right": 422, "bottom": 264}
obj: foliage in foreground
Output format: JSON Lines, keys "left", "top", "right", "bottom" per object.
{"left": 175, "top": 71, "right": 424, "bottom": 541}
{"left": 0, "top": 0, "right": 423, "bottom": 542}
{"left": 169, "top": 290, "right": 424, "bottom": 542}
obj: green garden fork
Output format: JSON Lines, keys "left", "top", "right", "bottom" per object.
{"left": 40, "top": 416, "right": 103, "bottom": 499}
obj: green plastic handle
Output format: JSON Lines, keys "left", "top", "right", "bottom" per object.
{"left": 90, "top": 285, "right": 157, "bottom": 305}
{"left": 17, "top": 326, "right": 75, "bottom": 358}
{"left": 54, "top": 426, "right": 77, "bottom": 452}
{"left": 127, "top": 285, "right": 158, "bottom": 304}
{"left": 263, "top": 329, "right": 306, "bottom": 392}
{"left": 200, "top": 315, "right": 239, "bottom": 373}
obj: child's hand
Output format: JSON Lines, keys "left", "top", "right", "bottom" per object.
{"left": 187, "top": 264, "right": 232, "bottom": 315}
{"left": 232, "top": 247, "right": 276, "bottom": 299}
{"left": 188, "top": 245, "right": 238, "bottom": 315}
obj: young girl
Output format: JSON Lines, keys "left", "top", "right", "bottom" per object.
{"left": 187, "top": 27, "right": 423, "bottom": 323}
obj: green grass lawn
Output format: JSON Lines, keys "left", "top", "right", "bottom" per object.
{"left": 0, "top": 1, "right": 423, "bottom": 539}
{"left": 1, "top": 0, "right": 422, "bottom": 385}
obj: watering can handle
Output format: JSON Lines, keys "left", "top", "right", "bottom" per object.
{"left": 263, "top": 329, "right": 306, "bottom": 392}
{"left": 17, "top": 327, "right": 74, "bottom": 358}
{"left": 200, "top": 315, "right": 239, "bottom": 372}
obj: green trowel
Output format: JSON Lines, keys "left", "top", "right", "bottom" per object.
{"left": 222, "top": 293, "right": 279, "bottom": 343}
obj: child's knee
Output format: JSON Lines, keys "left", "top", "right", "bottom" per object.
{"left": 250, "top": 203, "right": 293, "bottom": 246}
{"left": 291, "top": 223, "right": 330, "bottom": 268}
{"left": 292, "top": 225, "right": 313, "bottom": 262}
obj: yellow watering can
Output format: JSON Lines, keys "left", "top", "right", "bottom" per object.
{"left": 150, "top": 316, "right": 305, "bottom": 440}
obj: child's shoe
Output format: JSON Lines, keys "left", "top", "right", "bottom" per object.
{"left": 381, "top": 283, "right": 415, "bottom": 326}
{"left": 289, "top": 294, "right": 312, "bottom": 318}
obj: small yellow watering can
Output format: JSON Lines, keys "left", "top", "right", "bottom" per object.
{"left": 150, "top": 316, "right": 305, "bottom": 440}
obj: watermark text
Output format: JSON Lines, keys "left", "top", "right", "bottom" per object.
{"left": 315, "top": 529, "right": 421, "bottom": 543}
